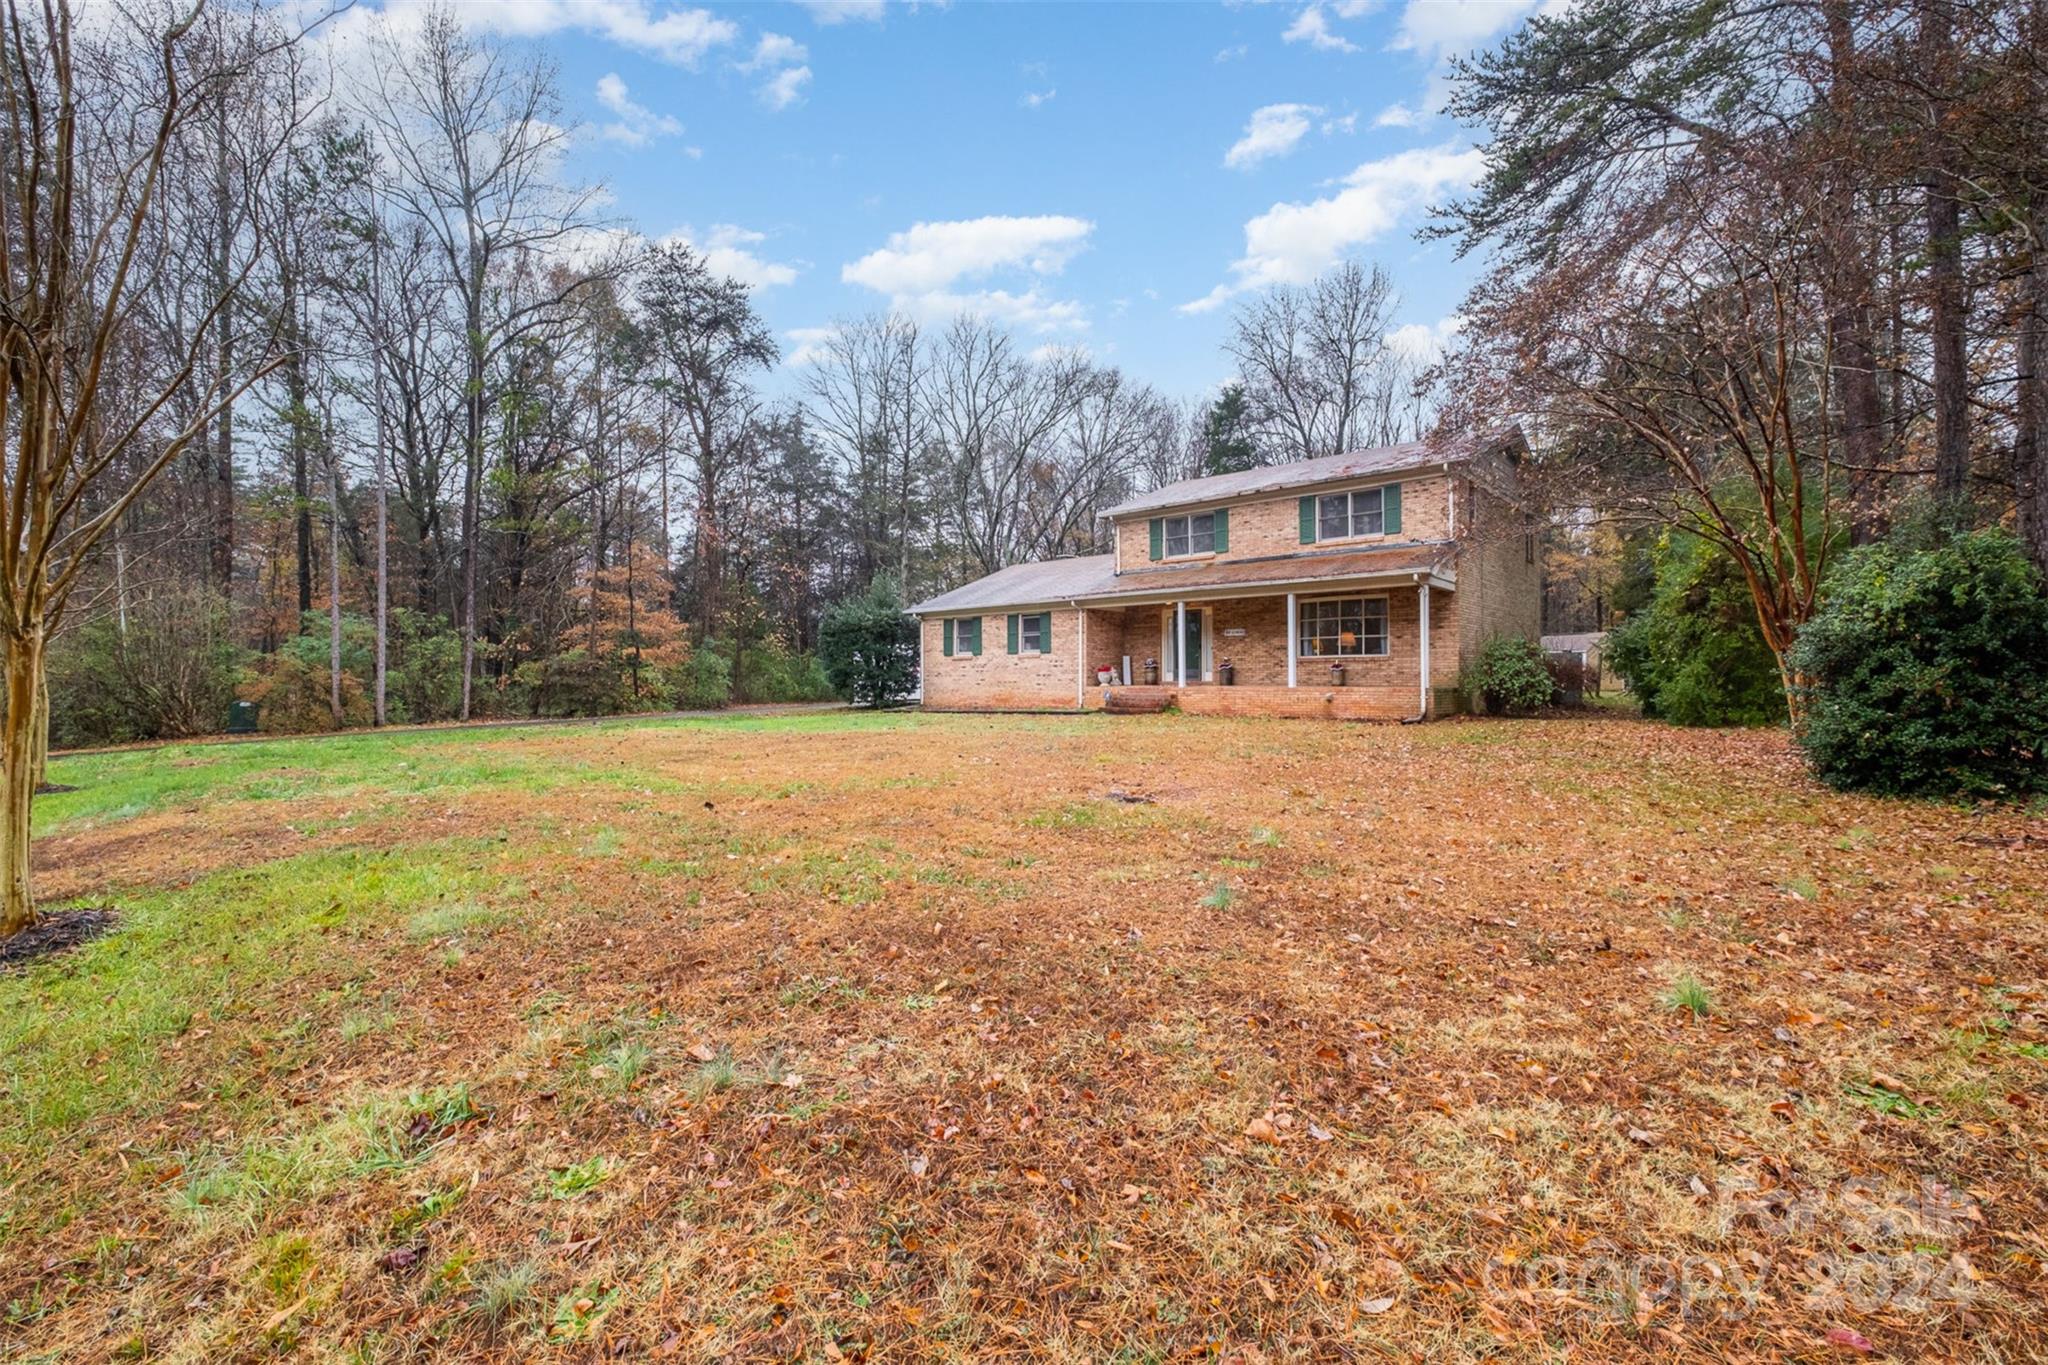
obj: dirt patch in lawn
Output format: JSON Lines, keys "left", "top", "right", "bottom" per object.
{"left": 3, "top": 712, "right": 2045, "bottom": 1362}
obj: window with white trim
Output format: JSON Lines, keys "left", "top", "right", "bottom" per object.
{"left": 1297, "top": 597, "right": 1388, "bottom": 657}
{"left": 1317, "top": 487, "right": 1385, "bottom": 541}
{"left": 952, "top": 617, "right": 981, "bottom": 655}
{"left": 1019, "top": 613, "right": 1043, "bottom": 653}
{"left": 1163, "top": 511, "right": 1216, "bottom": 557}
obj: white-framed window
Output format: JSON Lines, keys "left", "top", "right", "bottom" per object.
{"left": 1163, "top": 511, "right": 1216, "bottom": 557}
{"left": 1317, "top": 487, "right": 1385, "bottom": 541}
{"left": 950, "top": 617, "right": 981, "bottom": 656}
{"left": 1297, "top": 596, "right": 1388, "bottom": 657}
{"left": 1019, "top": 612, "right": 1044, "bottom": 653}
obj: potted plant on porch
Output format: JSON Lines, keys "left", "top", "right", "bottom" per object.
{"left": 1217, "top": 657, "right": 1235, "bottom": 685}
{"left": 1096, "top": 663, "right": 1116, "bottom": 686}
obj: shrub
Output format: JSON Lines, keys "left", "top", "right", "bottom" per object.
{"left": 239, "top": 653, "right": 372, "bottom": 732}
{"left": 670, "top": 638, "right": 734, "bottom": 710}
{"left": 1463, "top": 635, "right": 1554, "bottom": 715}
{"left": 1789, "top": 530, "right": 2048, "bottom": 799}
{"left": 1606, "top": 533, "right": 1785, "bottom": 726}
{"left": 514, "top": 648, "right": 633, "bottom": 718}
{"left": 734, "top": 639, "right": 835, "bottom": 703}
{"left": 818, "top": 580, "right": 918, "bottom": 708}
{"left": 48, "top": 586, "right": 242, "bottom": 746}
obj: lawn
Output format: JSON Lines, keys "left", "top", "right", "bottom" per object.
{"left": 3, "top": 710, "right": 2044, "bottom": 1362}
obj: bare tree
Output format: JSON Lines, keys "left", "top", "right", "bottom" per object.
{"left": 361, "top": 7, "right": 604, "bottom": 718}
{"left": 1226, "top": 261, "right": 1415, "bottom": 461}
{"left": 0, "top": 0, "right": 288, "bottom": 935}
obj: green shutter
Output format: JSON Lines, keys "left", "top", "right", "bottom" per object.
{"left": 1006, "top": 613, "right": 1019, "bottom": 654}
{"left": 1298, "top": 496, "right": 1316, "bottom": 544}
{"left": 1384, "top": 482, "right": 1403, "bottom": 536}
{"left": 1148, "top": 518, "right": 1162, "bottom": 561}
{"left": 942, "top": 619, "right": 954, "bottom": 657}
{"left": 1213, "top": 507, "right": 1230, "bottom": 553}
{"left": 968, "top": 619, "right": 982, "bottom": 656}
{"left": 1039, "top": 612, "right": 1053, "bottom": 653}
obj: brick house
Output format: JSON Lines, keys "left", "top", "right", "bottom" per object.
{"left": 906, "top": 427, "right": 1541, "bottom": 720}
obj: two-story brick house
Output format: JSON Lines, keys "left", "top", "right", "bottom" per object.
{"left": 906, "top": 426, "right": 1541, "bottom": 719}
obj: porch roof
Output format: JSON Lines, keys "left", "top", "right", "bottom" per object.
{"left": 908, "top": 542, "right": 1453, "bottom": 615}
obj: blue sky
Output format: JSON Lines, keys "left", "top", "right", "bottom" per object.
{"left": 354, "top": 0, "right": 1542, "bottom": 400}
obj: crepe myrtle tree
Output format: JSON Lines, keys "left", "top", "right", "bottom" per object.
{"left": 0, "top": 0, "right": 288, "bottom": 936}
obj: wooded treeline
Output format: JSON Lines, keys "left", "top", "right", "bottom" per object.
{"left": 1441, "top": 0, "right": 2048, "bottom": 706}
{"left": 32, "top": 4, "right": 1447, "bottom": 752}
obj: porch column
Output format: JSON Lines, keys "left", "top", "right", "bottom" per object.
{"left": 1286, "top": 592, "right": 1298, "bottom": 688}
{"left": 1076, "top": 609, "right": 1087, "bottom": 707}
{"left": 1417, "top": 582, "right": 1431, "bottom": 716}
{"left": 1174, "top": 600, "right": 1187, "bottom": 686}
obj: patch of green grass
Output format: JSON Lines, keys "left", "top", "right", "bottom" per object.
{"left": 594, "top": 1041, "right": 651, "bottom": 1094}
{"left": 389, "top": 1183, "right": 466, "bottom": 1237}
{"left": 405, "top": 900, "right": 503, "bottom": 942}
{"left": 1846, "top": 1081, "right": 1936, "bottom": 1121}
{"left": 548, "top": 1283, "right": 622, "bottom": 1343}
{"left": 546, "top": 1157, "right": 611, "bottom": 1200}
{"left": 468, "top": 1260, "right": 540, "bottom": 1329}
{"left": 1200, "top": 882, "right": 1236, "bottom": 911}
{"left": 688, "top": 1051, "right": 740, "bottom": 1096}
{"left": 0, "top": 843, "right": 512, "bottom": 1156}
{"left": 1661, "top": 906, "right": 1695, "bottom": 931}
{"left": 1250, "top": 826, "right": 1282, "bottom": 847}
{"left": 1659, "top": 973, "right": 1713, "bottom": 1018}
{"left": 1782, "top": 876, "right": 1819, "bottom": 902}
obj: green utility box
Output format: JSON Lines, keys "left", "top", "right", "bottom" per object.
{"left": 227, "top": 701, "right": 260, "bottom": 735}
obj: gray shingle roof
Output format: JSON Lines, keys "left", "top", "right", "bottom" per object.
{"left": 907, "top": 555, "right": 1120, "bottom": 615}
{"left": 1099, "top": 425, "right": 1523, "bottom": 521}
{"left": 907, "top": 543, "right": 1454, "bottom": 615}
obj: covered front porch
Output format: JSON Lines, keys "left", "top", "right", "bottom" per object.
{"left": 1075, "top": 576, "right": 1459, "bottom": 720}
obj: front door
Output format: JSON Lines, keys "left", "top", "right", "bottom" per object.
{"left": 1161, "top": 607, "right": 1210, "bottom": 683}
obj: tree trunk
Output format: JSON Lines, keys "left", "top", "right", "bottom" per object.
{"left": 1823, "top": 1, "right": 1888, "bottom": 544}
{"left": 1, "top": 629, "right": 45, "bottom": 935}
{"left": 30, "top": 666, "right": 49, "bottom": 790}
{"left": 211, "top": 91, "right": 235, "bottom": 598}
{"left": 2019, "top": 5, "right": 2048, "bottom": 574}
{"left": 328, "top": 460, "right": 344, "bottom": 727}
{"left": 1922, "top": 3, "right": 1970, "bottom": 516}
{"left": 459, "top": 289, "right": 483, "bottom": 721}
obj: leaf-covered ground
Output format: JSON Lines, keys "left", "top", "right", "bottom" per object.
{"left": 3, "top": 710, "right": 2044, "bottom": 1362}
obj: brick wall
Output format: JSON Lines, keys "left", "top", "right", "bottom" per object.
{"left": 1112, "top": 472, "right": 1453, "bottom": 569}
{"left": 920, "top": 609, "right": 1085, "bottom": 710}
{"left": 1451, "top": 468, "right": 1542, "bottom": 674}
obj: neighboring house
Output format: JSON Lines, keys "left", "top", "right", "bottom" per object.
{"left": 906, "top": 427, "right": 1542, "bottom": 719}
{"left": 1541, "top": 631, "right": 1617, "bottom": 695}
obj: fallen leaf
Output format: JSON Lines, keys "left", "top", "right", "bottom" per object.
{"left": 1360, "top": 1295, "right": 1397, "bottom": 1314}
{"left": 1245, "top": 1117, "right": 1280, "bottom": 1145}
{"left": 1825, "top": 1326, "right": 1874, "bottom": 1353}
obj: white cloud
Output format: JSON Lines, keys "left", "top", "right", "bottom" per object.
{"left": 1182, "top": 144, "right": 1483, "bottom": 311}
{"left": 1215, "top": 43, "right": 1250, "bottom": 62}
{"left": 1224, "top": 103, "right": 1359, "bottom": 170}
{"left": 759, "top": 62, "right": 813, "bottom": 110}
{"left": 842, "top": 215, "right": 1095, "bottom": 333}
{"left": 844, "top": 215, "right": 1093, "bottom": 294}
{"left": 1393, "top": 0, "right": 1540, "bottom": 55}
{"left": 1225, "top": 103, "right": 1319, "bottom": 170}
{"left": 462, "top": 0, "right": 737, "bottom": 65}
{"left": 667, "top": 223, "right": 800, "bottom": 289}
{"left": 594, "top": 73, "right": 684, "bottom": 146}
{"left": 794, "top": 0, "right": 886, "bottom": 22}
{"left": 1021, "top": 87, "right": 1057, "bottom": 109}
{"left": 1389, "top": 314, "right": 1466, "bottom": 362}
{"left": 741, "top": 31, "right": 809, "bottom": 69}
{"left": 1283, "top": 5, "right": 1358, "bottom": 51}
{"left": 1374, "top": 101, "right": 1423, "bottom": 128}
{"left": 785, "top": 325, "right": 840, "bottom": 367}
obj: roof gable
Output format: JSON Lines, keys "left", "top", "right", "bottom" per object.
{"left": 1100, "top": 425, "right": 1524, "bottom": 522}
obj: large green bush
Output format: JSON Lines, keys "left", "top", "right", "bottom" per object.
{"left": 1463, "top": 634, "right": 1554, "bottom": 715}
{"left": 48, "top": 586, "right": 242, "bottom": 746}
{"left": 1789, "top": 530, "right": 2048, "bottom": 799}
{"left": 818, "top": 580, "right": 918, "bottom": 708}
{"left": 1606, "top": 533, "right": 1785, "bottom": 726}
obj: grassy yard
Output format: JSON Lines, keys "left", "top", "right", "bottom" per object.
{"left": 2, "top": 711, "right": 2044, "bottom": 1362}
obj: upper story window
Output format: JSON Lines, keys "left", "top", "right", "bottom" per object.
{"left": 1163, "top": 511, "right": 1216, "bottom": 557}
{"left": 1318, "top": 487, "right": 1385, "bottom": 540}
